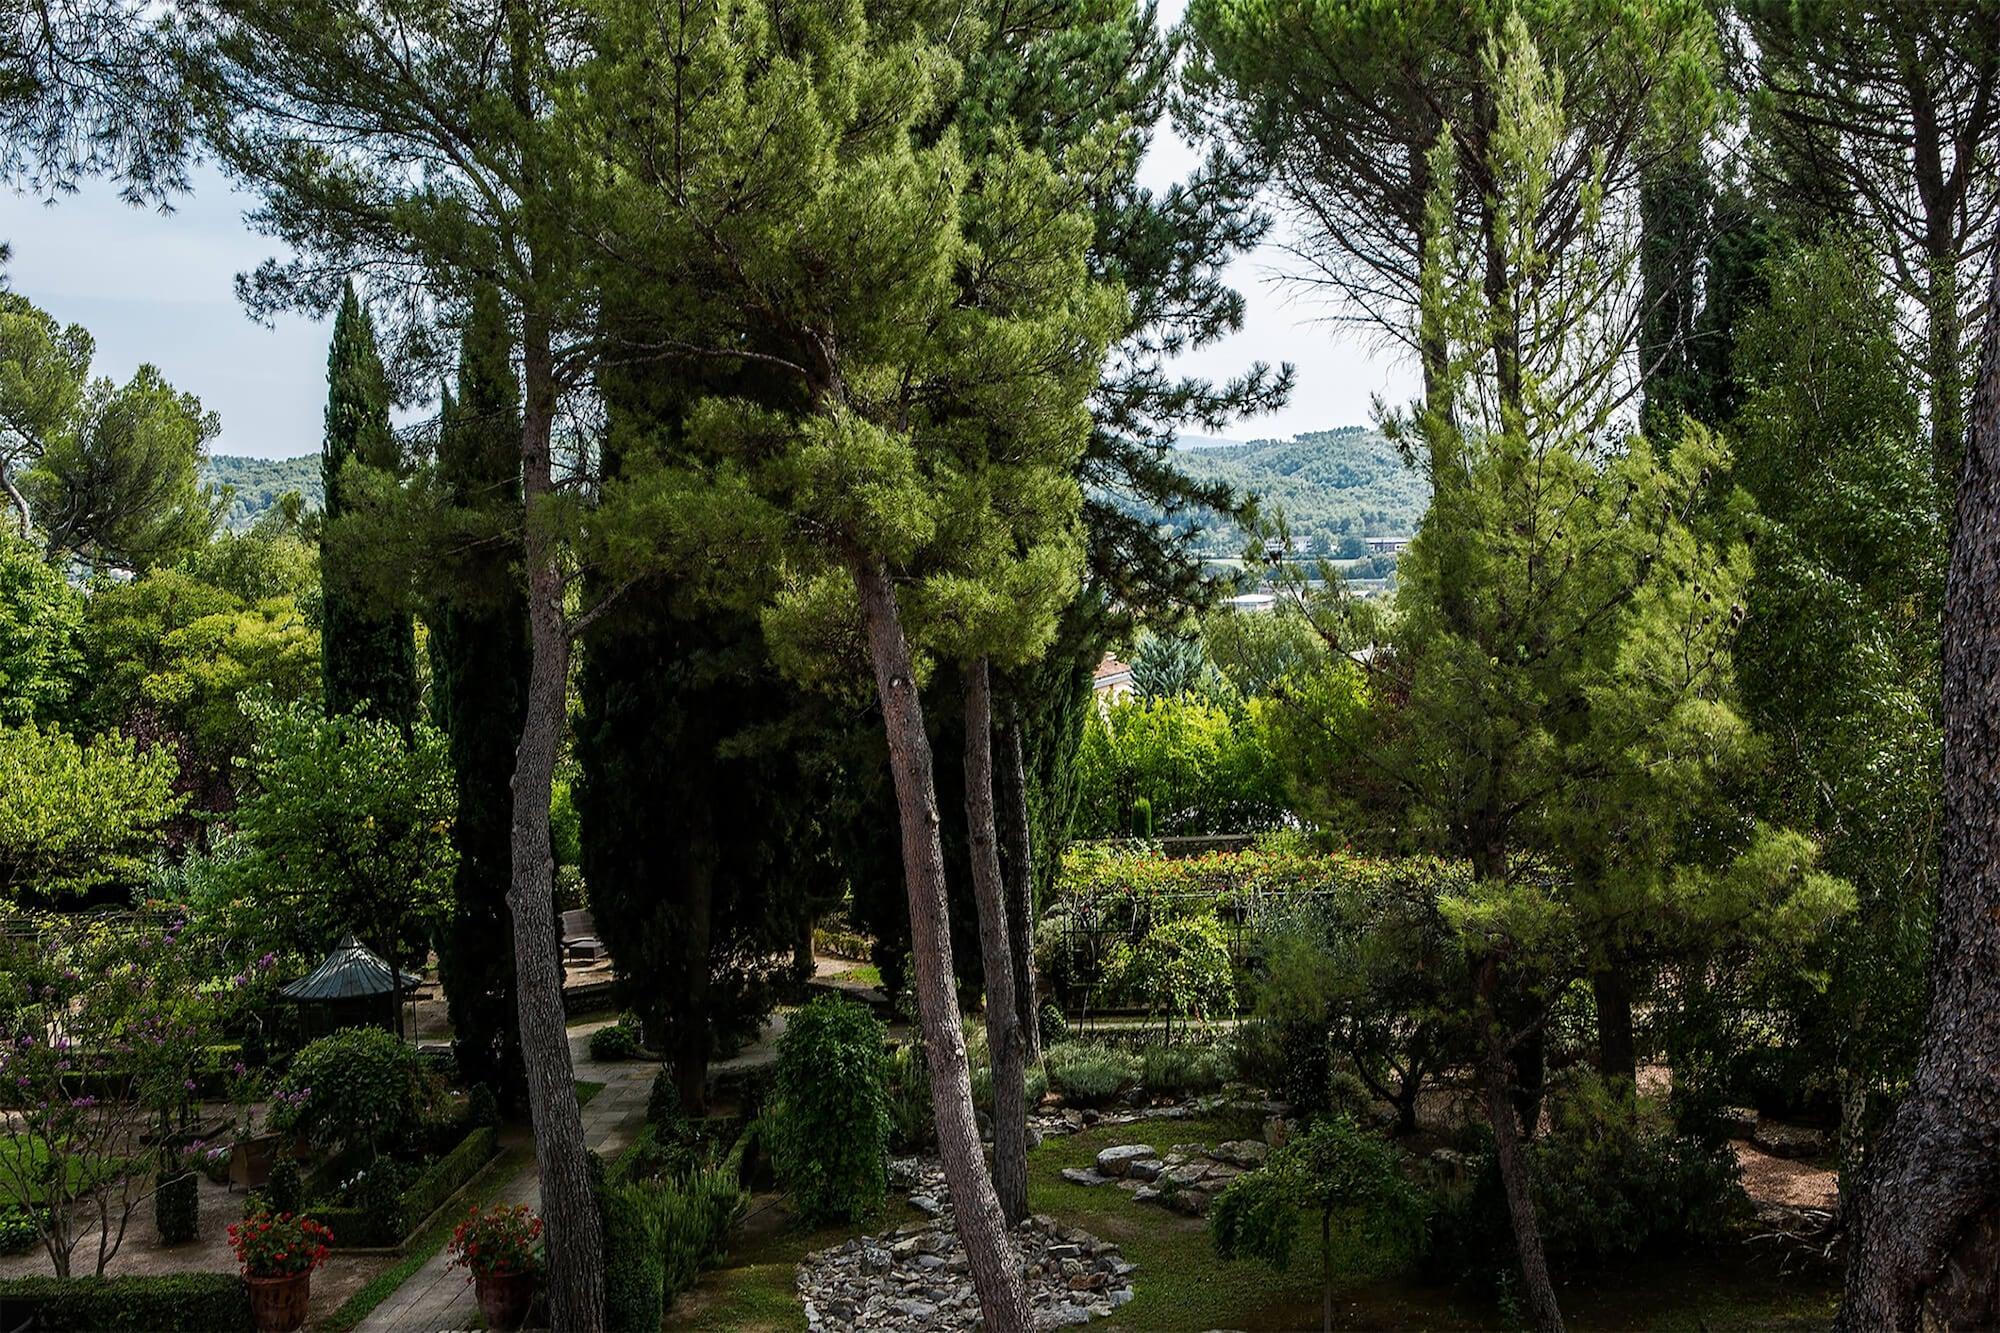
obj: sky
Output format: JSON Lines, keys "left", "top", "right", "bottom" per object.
{"left": 0, "top": 30, "right": 1418, "bottom": 461}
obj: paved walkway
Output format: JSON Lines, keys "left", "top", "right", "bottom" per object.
{"left": 359, "top": 1021, "right": 653, "bottom": 1333}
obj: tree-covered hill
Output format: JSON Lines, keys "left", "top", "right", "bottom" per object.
{"left": 1151, "top": 426, "right": 1428, "bottom": 553}
{"left": 203, "top": 454, "right": 322, "bottom": 531}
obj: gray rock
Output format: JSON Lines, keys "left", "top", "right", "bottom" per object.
{"left": 1126, "top": 1157, "right": 1164, "bottom": 1182}
{"left": 1215, "top": 1139, "right": 1269, "bottom": 1168}
{"left": 1095, "top": 1143, "right": 1157, "bottom": 1177}
{"left": 1060, "top": 1167, "right": 1113, "bottom": 1187}
{"left": 1752, "top": 1121, "right": 1833, "bottom": 1159}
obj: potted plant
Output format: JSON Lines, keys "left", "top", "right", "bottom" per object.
{"left": 228, "top": 1208, "right": 333, "bottom": 1333}
{"left": 448, "top": 1204, "right": 543, "bottom": 1331}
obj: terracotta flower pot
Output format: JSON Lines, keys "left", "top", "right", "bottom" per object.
{"left": 246, "top": 1271, "right": 312, "bottom": 1333}
{"left": 475, "top": 1270, "right": 537, "bottom": 1331}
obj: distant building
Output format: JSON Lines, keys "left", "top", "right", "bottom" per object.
{"left": 1365, "top": 535, "right": 1411, "bottom": 555}
{"left": 1093, "top": 654, "right": 1134, "bottom": 703}
{"left": 1224, "top": 592, "right": 1276, "bottom": 614}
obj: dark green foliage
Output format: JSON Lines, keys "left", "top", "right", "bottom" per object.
{"left": 884, "top": 1043, "right": 936, "bottom": 1154}
{"left": 463, "top": 1084, "right": 502, "bottom": 1131}
{"left": 266, "top": 1156, "right": 302, "bottom": 1216}
{"left": 312, "top": 1126, "right": 497, "bottom": 1247}
{"left": 588, "top": 1019, "right": 641, "bottom": 1063}
{"left": 653, "top": 1166, "right": 744, "bottom": 1304}
{"left": 646, "top": 1067, "right": 681, "bottom": 1130}
{"left": 1038, "top": 1002, "right": 1070, "bottom": 1049}
{"left": 270, "top": 1027, "right": 439, "bottom": 1161}
{"left": 1425, "top": 1075, "right": 1746, "bottom": 1279}
{"left": 152, "top": 1169, "right": 198, "bottom": 1245}
{"left": 395, "top": 1126, "right": 497, "bottom": 1234}
{"left": 202, "top": 455, "right": 322, "bottom": 532}
{"left": 600, "top": 1184, "right": 664, "bottom": 1333}
{"left": 1044, "top": 1041, "right": 1138, "bottom": 1106}
{"left": 318, "top": 285, "right": 416, "bottom": 733}
{"left": 770, "top": 998, "right": 890, "bottom": 1225}
{"left": 1138, "top": 1043, "right": 1231, "bottom": 1095}
{"left": 1211, "top": 1115, "right": 1426, "bottom": 1322}
{"left": 430, "top": 286, "right": 530, "bottom": 1108}
{"left": 0, "top": 1275, "right": 251, "bottom": 1332}
{"left": 0, "top": 1207, "right": 36, "bottom": 1254}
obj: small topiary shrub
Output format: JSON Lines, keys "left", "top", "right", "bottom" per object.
{"left": 601, "top": 1182, "right": 665, "bottom": 1333}
{"left": 1038, "top": 1002, "right": 1070, "bottom": 1049}
{"left": 464, "top": 1083, "right": 502, "bottom": 1130}
{"left": 266, "top": 1156, "right": 302, "bottom": 1217}
{"left": 1127, "top": 911, "right": 1236, "bottom": 1031}
{"left": 1044, "top": 1041, "right": 1138, "bottom": 1107}
{"left": 589, "top": 1017, "right": 641, "bottom": 1063}
{"left": 269, "top": 1026, "right": 439, "bottom": 1161}
{"left": 770, "top": 997, "right": 889, "bottom": 1224}
{"left": 153, "top": 1168, "right": 199, "bottom": 1246}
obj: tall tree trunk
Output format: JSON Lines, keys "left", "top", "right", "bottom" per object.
{"left": 677, "top": 830, "right": 715, "bottom": 1117}
{"left": 965, "top": 660, "right": 1029, "bottom": 1224}
{"left": 1836, "top": 238, "right": 2000, "bottom": 1333}
{"left": 1477, "top": 959, "right": 1564, "bottom": 1333}
{"left": 854, "top": 563, "right": 1032, "bottom": 1331}
{"left": 511, "top": 321, "right": 605, "bottom": 1333}
{"left": 995, "top": 704, "right": 1042, "bottom": 1066}
{"left": 1591, "top": 966, "right": 1637, "bottom": 1088}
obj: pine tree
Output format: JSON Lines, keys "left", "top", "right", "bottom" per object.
{"left": 320, "top": 285, "right": 416, "bottom": 733}
{"left": 430, "top": 286, "right": 530, "bottom": 1107}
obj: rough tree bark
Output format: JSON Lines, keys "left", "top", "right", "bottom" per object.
{"left": 1477, "top": 958, "right": 1564, "bottom": 1333}
{"left": 854, "top": 563, "right": 1032, "bottom": 1331}
{"left": 1835, "top": 240, "right": 2000, "bottom": 1333}
{"left": 509, "top": 321, "right": 606, "bottom": 1333}
{"left": 995, "top": 704, "right": 1041, "bottom": 1065}
{"left": 1590, "top": 966, "right": 1636, "bottom": 1088}
{"left": 964, "top": 660, "right": 1030, "bottom": 1224}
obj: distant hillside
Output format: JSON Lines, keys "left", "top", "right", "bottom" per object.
{"left": 1165, "top": 426, "right": 1428, "bottom": 552}
{"left": 205, "top": 455, "right": 321, "bottom": 532}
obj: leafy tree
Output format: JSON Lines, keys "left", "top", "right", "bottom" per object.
{"left": 225, "top": 691, "right": 455, "bottom": 968}
{"left": 1212, "top": 1116, "right": 1426, "bottom": 1333}
{"left": 1073, "top": 693, "right": 1288, "bottom": 837}
{"left": 1735, "top": 0, "right": 2000, "bottom": 484}
{"left": 75, "top": 563, "right": 318, "bottom": 821}
{"left": 1255, "top": 19, "right": 1842, "bottom": 1328}
{"left": 0, "top": 721, "right": 181, "bottom": 903}
{"left": 1838, "top": 240, "right": 2000, "bottom": 1332}
{"left": 0, "top": 291, "right": 220, "bottom": 570}
{"left": 319, "top": 286, "right": 417, "bottom": 734}
{"left": 428, "top": 285, "right": 531, "bottom": 1107}
{"left": 0, "top": 530, "right": 83, "bottom": 723}
{"left": 0, "top": 0, "right": 191, "bottom": 202}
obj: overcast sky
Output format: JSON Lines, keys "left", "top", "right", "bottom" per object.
{"left": 0, "top": 18, "right": 1417, "bottom": 461}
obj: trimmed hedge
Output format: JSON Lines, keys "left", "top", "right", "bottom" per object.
{"left": 0, "top": 1274, "right": 250, "bottom": 1331}
{"left": 318, "top": 1125, "right": 499, "bottom": 1248}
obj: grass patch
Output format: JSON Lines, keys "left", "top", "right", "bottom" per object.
{"left": 828, "top": 964, "right": 882, "bottom": 989}
{"left": 317, "top": 1145, "right": 529, "bottom": 1333}
{"left": 576, "top": 1079, "right": 606, "bottom": 1108}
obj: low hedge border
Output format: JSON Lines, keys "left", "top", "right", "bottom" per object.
{"left": 318, "top": 1125, "right": 499, "bottom": 1250}
{"left": 0, "top": 1273, "right": 250, "bottom": 1331}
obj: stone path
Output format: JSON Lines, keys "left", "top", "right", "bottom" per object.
{"left": 357, "top": 1020, "right": 654, "bottom": 1333}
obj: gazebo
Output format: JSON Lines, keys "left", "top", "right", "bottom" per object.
{"left": 280, "top": 934, "right": 423, "bottom": 1038}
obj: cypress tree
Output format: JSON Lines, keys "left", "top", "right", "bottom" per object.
{"left": 320, "top": 285, "right": 416, "bottom": 731}
{"left": 430, "top": 286, "right": 530, "bottom": 1106}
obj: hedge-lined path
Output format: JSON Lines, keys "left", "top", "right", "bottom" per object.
{"left": 356, "top": 1018, "right": 654, "bottom": 1333}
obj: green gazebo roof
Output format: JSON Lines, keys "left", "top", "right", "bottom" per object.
{"left": 280, "top": 934, "right": 422, "bottom": 1002}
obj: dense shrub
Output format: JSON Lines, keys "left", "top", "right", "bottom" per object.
{"left": 0, "top": 1206, "right": 37, "bottom": 1254}
{"left": 601, "top": 1182, "right": 665, "bottom": 1333}
{"left": 1127, "top": 912, "right": 1236, "bottom": 1029}
{"left": 269, "top": 1026, "right": 439, "bottom": 1160}
{"left": 590, "top": 1016, "right": 643, "bottom": 1063}
{"left": 316, "top": 1125, "right": 498, "bottom": 1247}
{"left": 647, "top": 1066, "right": 680, "bottom": 1127}
{"left": 1425, "top": 1073, "right": 1748, "bottom": 1279}
{"left": 463, "top": 1083, "right": 502, "bottom": 1130}
{"left": 770, "top": 997, "right": 889, "bottom": 1224}
{"left": 153, "top": 1169, "right": 198, "bottom": 1245}
{"left": 0, "top": 1274, "right": 250, "bottom": 1331}
{"left": 266, "top": 1156, "right": 302, "bottom": 1216}
{"left": 1038, "top": 1002, "right": 1069, "bottom": 1048}
{"left": 655, "top": 1165, "right": 745, "bottom": 1301}
{"left": 1138, "top": 1043, "right": 1231, "bottom": 1096}
{"left": 1044, "top": 1041, "right": 1137, "bottom": 1106}
{"left": 1072, "top": 694, "right": 1289, "bottom": 836}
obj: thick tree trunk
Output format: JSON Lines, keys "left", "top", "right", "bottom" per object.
{"left": 995, "top": 705, "right": 1042, "bottom": 1066}
{"left": 1836, "top": 242, "right": 2000, "bottom": 1333}
{"left": 1591, "top": 966, "right": 1637, "bottom": 1089}
{"left": 511, "top": 324, "right": 606, "bottom": 1333}
{"left": 676, "top": 836, "right": 715, "bottom": 1117}
{"left": 854, "top": 563, "right": 1032, "bottom": 1331}
{"left": 1477, "top": 960, "right": 1564, "bottom": 1333}
{"left": 964, "top": 660, "right": 1030, "bottom": 1224}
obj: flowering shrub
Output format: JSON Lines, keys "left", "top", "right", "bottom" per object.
{"left": 447, "top": 1204, "right": 542, "bottom": 1281}
{"left": 227, "top": 1210, "right": 333, "bottom": 1277}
